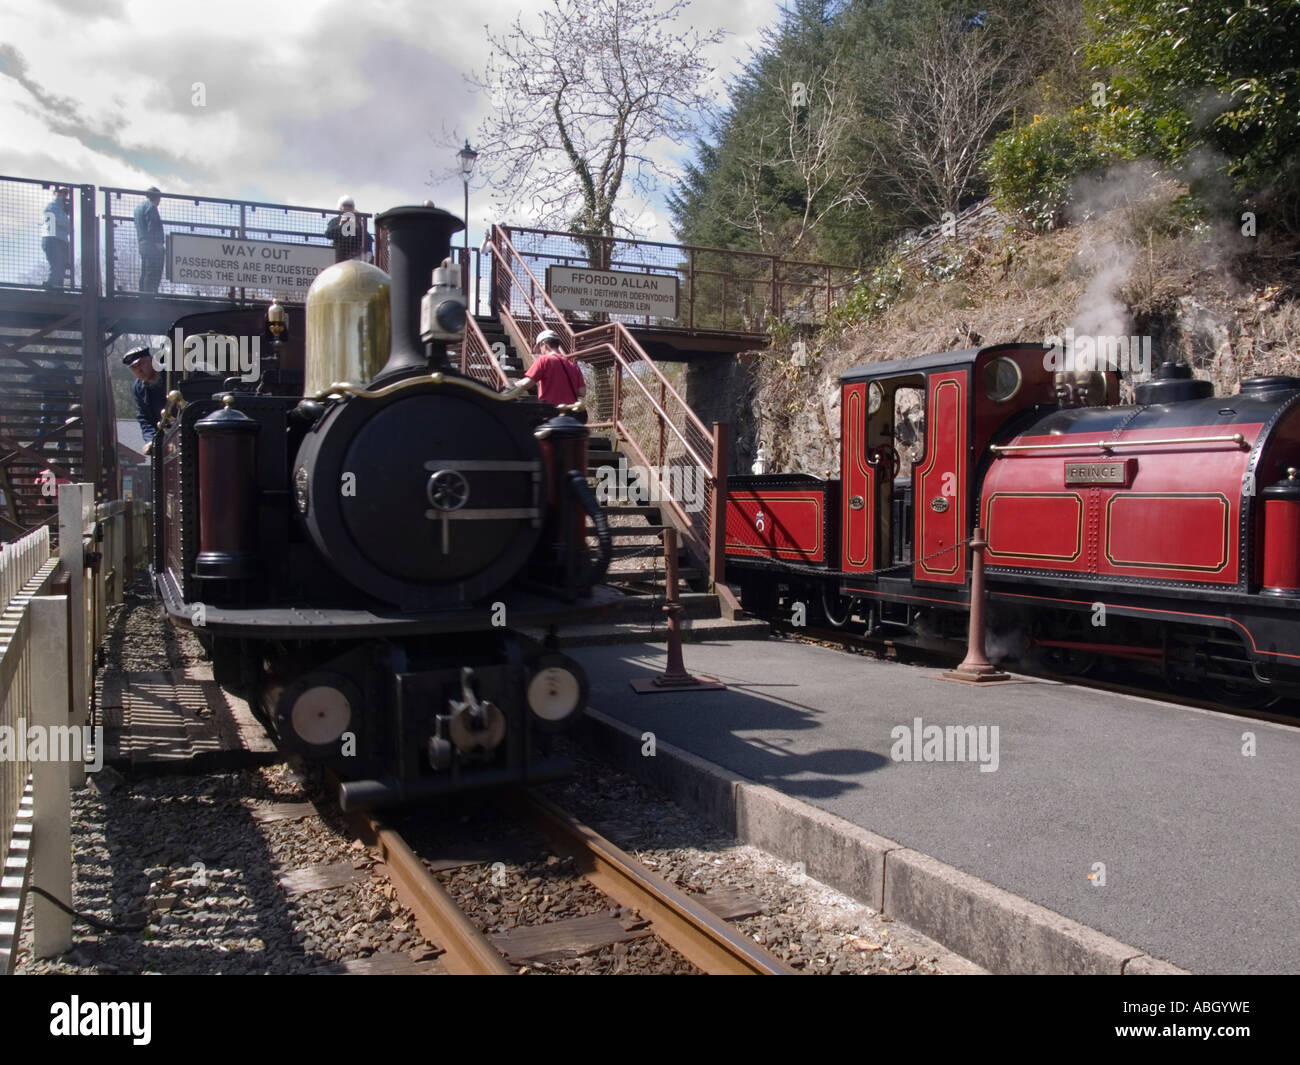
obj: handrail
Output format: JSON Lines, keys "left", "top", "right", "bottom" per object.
{"left": 575, "top": 321, "right": 714, "bottom": 453}
{"left": 487, "top": 224, "right": 723, "bottom": 588}
{"left": 580, "top": 341, "right": 709, "bottom": 471}
{"left": 458, "top": 313, "right": 510, "bottom": 391}
{"left": 489, "top": 224, "right": 576, "bottom": 351}
{"left": 991, "top": 434, "right": 1248, "bottom": 454}
{"left": 505, "top": 223, "right": 854, "bottom": 271}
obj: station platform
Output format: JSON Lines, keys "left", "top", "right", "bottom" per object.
{"left": 567, "top": 634, "right": 1300, "bottom": 975}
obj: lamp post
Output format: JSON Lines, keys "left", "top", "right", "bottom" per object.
{"left": 456, "top": 140, "right": 478, "bottom": 314}
{"left": 456, "top": 139, "right": 478, "bottom": 259}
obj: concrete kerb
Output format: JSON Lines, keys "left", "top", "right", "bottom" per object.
{"left": 578, "top": 707, "right": 1188, "bottom": 975}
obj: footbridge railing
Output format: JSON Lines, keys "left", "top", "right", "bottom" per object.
{"left": 485, "top": 225, "right": 728, "bottom": 594}
{"left": 457, "top": 313, "right": 511, "bottom": 391}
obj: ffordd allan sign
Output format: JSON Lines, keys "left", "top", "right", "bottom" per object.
{"left": 546, "top": 266, "right": 678, "bottom": 318}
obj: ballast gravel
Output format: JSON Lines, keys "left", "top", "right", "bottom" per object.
{"left": 15, "top": 583, "right": 981, "bottom": 975}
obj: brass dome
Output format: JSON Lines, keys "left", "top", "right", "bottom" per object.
{"left": 304, "top": 259, "right": 391, "bottom": 396}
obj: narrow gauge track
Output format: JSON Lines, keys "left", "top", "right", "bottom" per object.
{"left": 769, "top": 621, "right": 1300, "bottom": 729}
{"left": 338, "top": 784, "right": 793, "bottom": 975}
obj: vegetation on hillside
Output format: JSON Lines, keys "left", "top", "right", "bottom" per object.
{"left": 674, "top": 0, "right": 1300, "bottom": 471}
{"left": 671, "top": 0, "right": 1300, "bottom": 273}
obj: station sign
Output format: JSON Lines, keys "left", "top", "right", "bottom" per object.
{"left": 546, "top": 266, "right": 678, "bottom": 318}
{"left": 168, "top": 233, "right": 335, "bottom": 294}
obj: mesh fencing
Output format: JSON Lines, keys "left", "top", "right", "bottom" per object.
{"left": 504, "top": 226, "right": 856, "bottom": 333}
{"left": 101, "top": 186, "right": 374, "bottom": 303}
{"left": 0, "top": 176, "right": 86, "bottom": 291}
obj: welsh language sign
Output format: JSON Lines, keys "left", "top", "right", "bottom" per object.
{"left": 168, "top": 233, "right": 335, "bottom": 294}
{"left": 546, "top": 266, "right": 679, "bottom": 317}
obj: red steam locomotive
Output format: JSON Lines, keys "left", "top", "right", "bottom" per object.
{"left": 725, "top": 343, "right": 1300, "bottom": 701}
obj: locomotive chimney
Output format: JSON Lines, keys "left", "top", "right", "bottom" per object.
{"left": 372, "top": 203, "right": 464, "bottom": 386}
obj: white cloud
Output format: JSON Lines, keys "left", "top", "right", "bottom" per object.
{"left": 0, "top": 0, "right": 779, "bottom": 241}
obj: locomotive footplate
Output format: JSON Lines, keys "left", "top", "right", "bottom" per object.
{"left": 154, "top": 568, "right": 622, "bottom": 639}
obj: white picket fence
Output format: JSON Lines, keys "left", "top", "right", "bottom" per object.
{"left": 0, "top": 484, "right": 147, "bottom": 971}
{"left": 0, "top": 523, "right": 57, "bottom": 972}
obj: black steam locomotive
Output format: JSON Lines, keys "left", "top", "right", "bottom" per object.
{"left": 151, "top": 205, "right": 613, "bottom": 807}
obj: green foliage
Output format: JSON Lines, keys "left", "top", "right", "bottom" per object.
{"left": 824, "top": 258, "right": 908, "bottom": 334}
{"left": 1085, "top": 0, "right": 1300, "bottom": 199}
{"left": 669, "top": 0, "right": 1045, "bottom": 266}
{"left": 985, "top": 106, "right": 1148, "bottom": 230}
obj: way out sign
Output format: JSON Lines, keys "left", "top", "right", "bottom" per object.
{"left": 547, "top": 266, "right": 679, "bottom": 318}
{"left": 169, "top": 233, "right": 335, "bottom": 294}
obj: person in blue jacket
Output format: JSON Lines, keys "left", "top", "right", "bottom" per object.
{"left": 124, "top": 347, "right": 166, "bottom": 453}
{"left": 42, "top": 188, "right": 71, "bottom": 288}
{"left": 133, "top": 187, "right": 165, "bottom": 294}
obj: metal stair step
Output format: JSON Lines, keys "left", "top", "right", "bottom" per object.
{"left": 597, "top": 504, "right": 662, "bottom": 519}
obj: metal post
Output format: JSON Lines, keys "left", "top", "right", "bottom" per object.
{"left": 943, "top": 526, "right": 1012, "bottom": 683}
{"left": 79, "top": 187, "right": 104, "bottom": 495}
{"left": 709, "top": 421, "right": 728, "bottom": 590}
{"left": 103, "top": 189, "right": 115, "bottom": 297}
{"left": 31, "top": 594, "right": 72, "bottom": 958}
{"left": 657, "top": 381, "right": 666, "bottom": 468}
{"left": 687, "top": 248, "right": 695, "bottom": 330}
{"left": 630, "top": 528, "right": 724, "bottom": 694}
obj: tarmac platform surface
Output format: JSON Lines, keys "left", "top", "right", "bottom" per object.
{"left": 569, "top": 636, "right": 1300, "bottom": 974}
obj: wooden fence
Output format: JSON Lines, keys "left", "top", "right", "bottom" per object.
{"left": 0, "top": 485, "right": 148, "bottom": 970}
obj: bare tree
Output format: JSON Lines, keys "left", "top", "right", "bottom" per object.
{"left": 470, "top": 0, "right": 723, "bottom": 265}
{"left": 726, "top": 63, "right": 871, "bottom": 257}
{"left": 870, "top": 14, "right": 1033, "bottom": 222}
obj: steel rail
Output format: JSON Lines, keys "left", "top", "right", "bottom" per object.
{"left": 346, "top": 810, "right": 514, "bottom": 976}
{"left": 509, "top": 789, "right": 796, "bottom": 975}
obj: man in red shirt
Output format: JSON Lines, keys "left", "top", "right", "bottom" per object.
{"left": 505, "top": 329, "right": 587, "bottom": 417}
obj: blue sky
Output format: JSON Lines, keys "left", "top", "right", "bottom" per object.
{"left": 0, "top": 0, "right": 780, "bottom": 242}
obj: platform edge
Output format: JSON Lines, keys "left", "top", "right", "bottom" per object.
{"left": 579, "top": 707, "right": 1191, "bottom": 976}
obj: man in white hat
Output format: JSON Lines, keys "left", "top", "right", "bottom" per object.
{"left": 326, "top": 195, "right": 372, "bottom": 263}
{"left": 504, "top": 329, "right": 587, "bottom": 418}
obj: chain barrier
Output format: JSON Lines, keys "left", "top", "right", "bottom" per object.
{"left": 733, "top": 536, "right": 975, "bottom": 582}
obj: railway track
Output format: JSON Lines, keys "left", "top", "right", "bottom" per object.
{"left": 346, "top": 787, "right": 793, "bottom": 975}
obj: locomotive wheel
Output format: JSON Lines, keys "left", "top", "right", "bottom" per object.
{"left": 819, "top": 586, "right": 857, "bottom": 628}
{"left": 1026, "top": 616, "right": 1098, "bottom": 677}
{"left": 1036, "top": 644, "right": 1098, "bottom": 678}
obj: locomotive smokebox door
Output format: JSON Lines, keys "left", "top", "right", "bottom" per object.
{"left": 293, "top": 386, "right": 544, "bottom": 609}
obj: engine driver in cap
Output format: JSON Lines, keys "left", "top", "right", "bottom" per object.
{"left": 123, "top": 346, "right": 167, "bottom": 454}
{"left": 503, "top": 329, "right": 587, "bottom": 422}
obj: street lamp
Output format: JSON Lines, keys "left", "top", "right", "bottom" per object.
{"left": 457, "top": 140, "right": 478, "bottom": 261}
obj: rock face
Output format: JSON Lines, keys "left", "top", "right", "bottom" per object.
{"left": 683, "top": 353, "right": 760, "bottom": 476}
